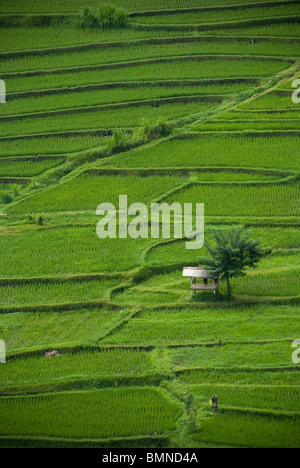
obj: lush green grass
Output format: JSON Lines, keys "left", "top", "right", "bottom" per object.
{"left": 201, "top": 20, "right": 300, "bottom": 38}
{"left": 0, "top": 307, "right": 131, "bottom": 352}
{"left": 1, "top": 29, "right": 299, "bottom": 59}
{"left": 0, "top": 157, "right": 64, "bottom": 177}
{"left": 195, "top": 120, "right": 300, "bottom": 131}
{"left": 254, "top": 251, "right": 300, "bottom": 269}
{"left": 0, "top": 387, "right": 182, "bottom": 439}
{"left": 114, "top": 288, "right": 180, "bottom": 305}
{"left": 279, "top": 76, "right": 300, "bottom": 90}
{"left": 188, "top": 383, "right": 300, "bottom": 413}
{"left": 170, "top": 341, "right": 296, "bottom": 370}
{"left": 0, "top": 27, "right": 201, "bottom": 53}
{"left": 239, "top": 91, "right": 298, "bottom": 110}
{"left": 0, "top": 278, "right": 119, "bottom": 307}
{"left": 1, "top": 0, "right": 299, "bottom": 449}
{"left": 2, "top": 82, "right": 249, "bottom": 117}
{"left": 146, "top": 239, "right": 206, "bottom": 265}
{"left": 0, "top": 100, "right": 218, "bottom": 137}
{"left": 103, "top": 314, "right": 297, "bottom": 346}
{"left": 0, "top": 183, "right": 13, "bottom": 193}
{"left": 104, "top": 134, "right": 300, "bottom": 170}
{"left": 0, "top": 134, "right": 105, "bottom": 158}
{"left": 7, "top": 172, "right": 186, "bottom": 213}
{"left": 0, "top": 349, "right": 160, "bottom": 388}
{"left": 193, "top": 412, "right": 300, "bottom": 448}
{"left": 148, "top": 253, "right": 300, "bottom": 296}
{"left": 178, "top": 368, "right": 300, "bottom": 386}
{"left": 146, "top": 227, "right": 300, "bottom": 265}
{"left": 166, "top": 183, "right": 300, "bottom": 217}
{"left": 137, "top": 304, "right": 300, "bottom": 321}
{"left": 252, "top": 226, "right": 300, "bottom": 249}
{"left": 2, "top": 37, "right": 298, "bottom": 76}
{"left": 219, "top": 267, "right": 300, "bottom": 297}
{"left": 0, "top": 0, "right": 286, "bottom": 14}
{"left": 0, "top": 226, "right": 153, "bottom": 277}
{"left": 194, "top": 171, "right": 280, "bottom": 182}
{"left": 217, "top": 110, "right": 300, "bottom": 120}
{"left": 6, "top": 58, "right": 290, "bottom": 94}
{"left": 134, "top": 4, "right": 300, "bottom": 25}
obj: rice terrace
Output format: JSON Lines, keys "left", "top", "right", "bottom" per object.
{"left": 0, "top": 0, "right": 299, "bottom": 450}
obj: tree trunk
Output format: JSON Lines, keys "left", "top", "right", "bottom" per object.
{"left": 226, "top": 277, "right": 231, "bottom": 296}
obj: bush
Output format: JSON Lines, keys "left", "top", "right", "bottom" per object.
{"left": 138, "top": 119, "right": 151, "bottom": 143}
{"left": 26, "top": 212, "right": 44, "bottom": 225}
{"left": 108, "top": 129, "right": 132, "bottom": 154}
{"left": 98, "top": 5, "right": 116, "bottom": 28}
{"left": 155, "top": 116, "right": 171, "bottom": 136}
{"left": 0, "top": 192, "right": 13, "bottom": 204}
{"left": 78, "top": 7, "right": 99, "bottom": 28}
{"left": 112, "top": 7, "right": 129, "bottom": 28}
{"left": 78, "top": 5, "right": 129, "bottom": 29}
{"left": 98, "top": 5, "right": 129, "bottom": 28}
{"left": 12, "top": 184, "right": 20, "bottom": 197}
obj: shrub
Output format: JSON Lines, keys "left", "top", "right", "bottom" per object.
{"left": 98, "top": 5, "right": 129, "bottom": 28}
{"left": 98, "top": 5, "right": 116, "bottom": 28}
{"left": 12, "top": 184, "right": 20, "bottom": 197}
{"left": 26, "top": 212, "right": 44, "bottom": 225}
{"left": 78, "top": 5, "right": 129, "bottom": 29}
{"left": 112, "top": 7, "right": 129, "bottom": 28}
{"left": 155, "top": 116, "right": 171, "bottom": 136}
{"left": 0, "top": 192, "right": 13, "bottom": 204}
{"left": 138, "top": 119, "right": 151, "bottom": 143}
{"left": 36, "top": 213, "right": 44, "bottom": 225}
{"left": 78, "top": 7, "right": 99, "bottom": 29}
{"left": 107, "top": 129, "right": 131, "bottom": 154}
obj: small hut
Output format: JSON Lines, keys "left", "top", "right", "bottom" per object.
{"left": 183, "top": 267, "right": 219, "bottom": 296}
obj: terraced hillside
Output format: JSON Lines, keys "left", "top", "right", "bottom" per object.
{"left": 0, "top": 0, "right": 299, "bottom": 449}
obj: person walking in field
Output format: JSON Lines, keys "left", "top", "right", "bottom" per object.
{"left": 210, "top": 394, "right": 218, "bottom": 414}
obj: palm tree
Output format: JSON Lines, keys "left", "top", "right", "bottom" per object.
{"left": 202, "top": 226, "right": 270, "bottom": 296}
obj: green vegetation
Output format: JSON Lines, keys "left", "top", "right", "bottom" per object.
{"left": 0, "top": 388, "right": 182, "bottom": 439}
{"left": 170, "top": 340, "right": 296, "bottom": 370}
{"left": 216, "top": 110, "right": 300, "bottom": 120}
{"left": 193, "top": 412, "right": 300, "bottom": 448}
{"left": 1, "top": 83, "right": 248, "bottom": 117}
{"left": 7, "top": 173, "right": 186, "bottom": 213}
{"left": 0, "top": 349, "right": 161, "bottom": 388}
{"left": 0, "top": 134, "right": 105, "bottom": 158}
{"left": 179, "top": 368, "right": 300, "bottom": 386}
{"left": 0, "top": 0, "right": 299, "bottom": 449}
{"left": 195, "top": 120, "right": 300, "bottom": 131}
{"left": 202, "top": 226, "right": 269, "bottom": 295}
{"left": 102, "top": 314, "right": 297, "bottom": 346}
{"left": 79, "top": 5, "right": 129, "bottom": 29}
{"left": 0, "top": 308, "right": 131, "bottom": 352}
{"left": 0, "top": 100, "right": 218, "bottom": 136}
{"left": 201, "top": 20, "right": 300, "bottom": 38}
{"left": 146, "top": 227, "right": 300, "bottom": 265}
{"left": 166, "top": 183, "right": 300, "bottom": 217}
{"left": 0, "top": 158, "right": 65, "bottom": 177}
{"left": 220, "top": 268, "right": 300, "bottom": 297}
{"left": 1, "top": 39, "right": 298, "bottom": 76}
{"left": 104, "top": 134, "right": 300, "bottom": 170}
{"left": 239, "top": 91, "right": 299, "bottom": 111}
{"left": 0, "top": 227, "right": 153, "bottom": 276}
{"left": 0, "top": 0, "right": 289, "bottom": 14}
{"left": 0, "top": 278, "right": 119, "bottom": 307}
{"left": 133, "top": 4, "right": 300, "bottom": 26}
{"left": 188, "top": 384, "right": 300, "bottom": 413}
{"left": 6, "top": 58, "right": 290, "bottom": 94}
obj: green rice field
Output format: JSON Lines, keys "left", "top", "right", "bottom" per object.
{"left": 0, "top": 0, "right": 299, "bottom": 450}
